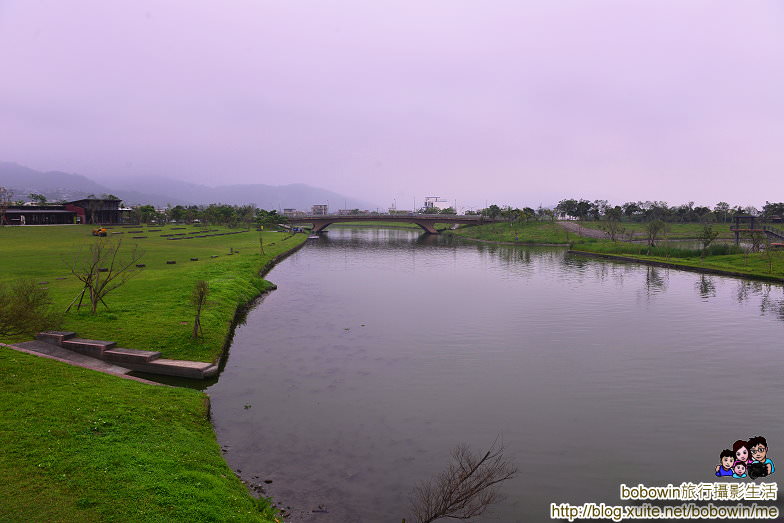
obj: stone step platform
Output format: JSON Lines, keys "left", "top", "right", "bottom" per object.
{"left": 35, "top": 331, "right": 218, "bottom": 379}
{"left": 61, "top": 338, "right": 117, "bottom": 358}
{"left": 35, "top": 331, "right": 76, "bottom": 345}
{"left": 12, "top": 340, "right": 134, "bottom": 376}
{"left": 125, "top": 359, "right": 219, "bottom": 379}
{"left": 104, "top": 347, "right": 162, "bottom": 364}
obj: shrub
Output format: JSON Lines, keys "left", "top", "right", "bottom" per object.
{"left": 0, "top": 280, "right": 61, "bottom": 337}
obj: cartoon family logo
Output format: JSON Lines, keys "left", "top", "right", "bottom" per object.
{"left": 715, "top": 435, "right": 775, "bottom": 479}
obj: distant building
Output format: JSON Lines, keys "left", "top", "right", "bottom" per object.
{"left": 0, "top": 198, "right": 128, "bottom": 225}
{"left": 283, "top": 208, "right": 306, "bottom": 217}
{"left": 65, "top": 198, "right": 125, "bottom": 224}
{"left": 423, "top": 196, "right": 451, "bottom": 212}
{"left": 2, "top": 205, "right": 77, "bottom": 225}
{"left": 311, "top": 204, "right": 328, "bottom": 215}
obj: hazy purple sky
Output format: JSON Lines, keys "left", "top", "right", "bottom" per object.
{"left": 1, "top": 1, "right": 782, "bottom": 209}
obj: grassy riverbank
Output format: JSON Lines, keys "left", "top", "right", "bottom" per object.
{"left": 570, "top": 221, "right": 737, "bottom": 239}
{"left": 0, "top": 348, "right": 279, "bottom": 522}
{"left": 0, "top": 224, "right": 306, "bottom": 362}
{"left": 449, "top": 220, "right": 570, "bottom": 244}
{"left": 570, "top": 240, "right": 784, "bottom": 281}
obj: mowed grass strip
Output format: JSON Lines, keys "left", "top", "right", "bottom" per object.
{"left": 450, "top": 220, "right": 570, "bottom": 244}
{"left": 0, "top": 349, "right": 276, "bottom": 522}
{"left": 0, "top": 225, "right": 306, "bottom": 362}
{"left": 573, "top": 221, "right": 738, "bottom": 239}
{"left": 570, "top": 240, "right": 784, "bottom": 280}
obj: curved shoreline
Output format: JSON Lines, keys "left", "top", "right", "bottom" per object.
{"left": 216, "top": 236, "right": 308, "bottom": 370}
{"left": 568, "top": 249, "right": 784, "bottom": 284}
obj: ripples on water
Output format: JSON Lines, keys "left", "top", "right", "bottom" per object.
{"left": 206, "top": 228, "right": 784, "bottom": 521}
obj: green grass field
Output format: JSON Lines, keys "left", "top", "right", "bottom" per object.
{"left": 575, "top": 221, "right": 738, "bottom": 239}
{"left": 0, "top": 224, "right": 306, "bottom": 362}
{"left": 0, "top": 348, "right": 279, "bottom": 522}
{"left": 449, "top": 220, "right": 570, "bottom": 244}
{"left": 570, "top": 239, "right": 784, "bottom": 280}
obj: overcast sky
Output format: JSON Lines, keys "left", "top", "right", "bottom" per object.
{"left": 1, "top": 1, "right": 782, "bottom": 210}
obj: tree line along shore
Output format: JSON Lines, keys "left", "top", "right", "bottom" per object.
{"left": 448, "top": 218, "right": 783, "bottom": 282}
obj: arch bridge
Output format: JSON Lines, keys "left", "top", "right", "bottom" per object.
{"left": 288, "top": 213, "right": 500, "bottom": 234}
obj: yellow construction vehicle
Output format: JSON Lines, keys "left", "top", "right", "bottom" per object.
{"left": 92, "top": 227, "right": 107, "bottom": 237}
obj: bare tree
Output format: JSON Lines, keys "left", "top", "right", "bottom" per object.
{"left": 65, "top": 239, "right": 145, "bottom": 313}
{"left": 409, "top": 440, "right": 518, "bottom": 523}
{"left": 191, "top": 280, "right": 209, "bottom": 338}
{"left": 0, "top": 186, "right": 12, "bottom": 226}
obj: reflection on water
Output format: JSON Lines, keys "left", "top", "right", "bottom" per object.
{"left": 206, "top": 228, "right": 783, "bottom": 522}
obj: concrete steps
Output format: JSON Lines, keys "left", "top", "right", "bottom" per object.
{"left": 35, "top": 331, "right": 76, "bottom": 345}
{"left": 141, "top": 359, "right": 219, "bottom": 379}
{"left": 62, "top": 338, "right": 117, "bottom": 358}
{"left": 35, "top": 331, "right": 218, "bottom": 379}
{"left": 103, "top": 347, "right": 162, "bottom": 364}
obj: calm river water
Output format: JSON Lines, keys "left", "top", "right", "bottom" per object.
{"left": 205, "top": 227, "right": 784, "bottom": 522}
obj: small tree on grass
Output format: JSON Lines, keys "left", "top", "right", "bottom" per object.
{"left": 697, "top": 224, "right": 719, "bottom": 257}
{"left": 408, "top": 440, "right": 518, "bottom": 523}
{"left": 602, "top": 216, "right": 624, "bottom": 242}
{"left": 747, "top": 231, "right": 765, "bottom": 253}
{"left": 645, "top": 220, "right": 667, "bottom": 248}
{"left": 191, "top": 280, "right": 210, "bottom": 338}
{"left": 0, "top": 280, "right": 61, "bottom": 336}
{"left": 759, "top": 234, "right": 782, "bottom": 274}
{"left": 601, "top": 210, "right": 625, "bottom": 242}
{"left": 65, "top": 239, "right": 145, "bottom": 314}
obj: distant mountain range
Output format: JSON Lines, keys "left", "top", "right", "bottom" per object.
{"left": 0, "top": 162, "right": 378, "bottom": 210}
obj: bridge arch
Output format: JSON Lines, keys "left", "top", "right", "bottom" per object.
{"left": 309, "top": 218, "right": 439, "bottom": 234}
{"left": 289, "top": 214, "right": 498, "bottom": 235}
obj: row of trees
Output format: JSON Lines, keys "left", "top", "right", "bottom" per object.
{"left": 471, "top": 204, "right": 555, "bottom": 222}
{"left": 130, "top": 204, "right": 288, "bottom": 228}
{"left": 554, "top": 199, "right": 784, "bottom": 223}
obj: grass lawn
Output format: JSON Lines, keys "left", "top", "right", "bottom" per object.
{"left": 0, "top": 348, "right": 279, "bottom": 522}
{"left": 570, "top": 239, "right": 784, "bottom": 281}
{"left": 0, "top": 224, "right": 306, "bottom": 362}
{"left": 575, "top": 221, "right": 739, "bottom": 239}
{"left": 449, "top": 220, "right": 570, "bottom": 244}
